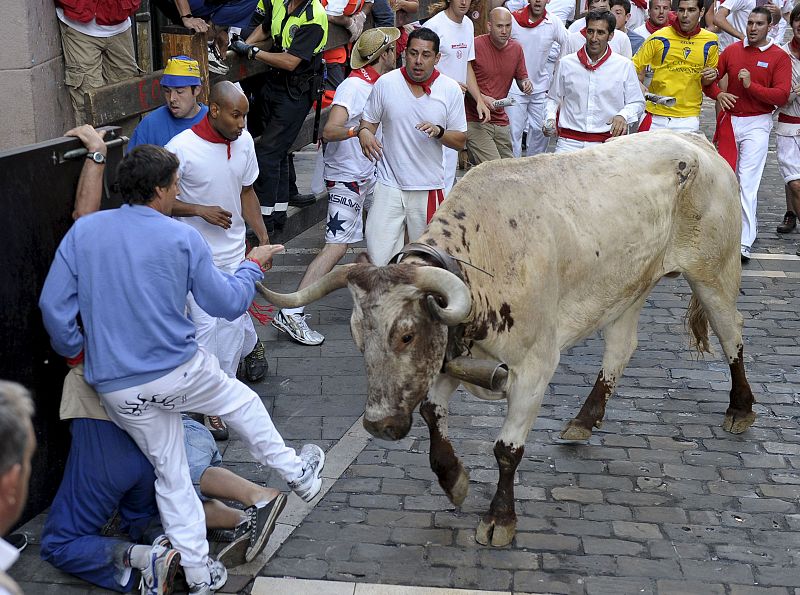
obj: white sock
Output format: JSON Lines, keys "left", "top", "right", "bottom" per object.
{"left": 185, "top": 565, "right": 211, "bottom": 587}
{"left": 282, "top": 307, "right": 304, "bottom": 317}
{"left": 127, "top": 545, "right": 152, "bottom": 570}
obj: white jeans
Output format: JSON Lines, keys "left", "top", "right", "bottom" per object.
{"left": 507, "top": 92, "right": 549, "bottom": 157}
{"left": 555, "top": 137, "right": 603, "bottom": 153}
{"left": 732, "top": 113, "right": 772, "bottom": 248}
{"left": 100, "top": 348, "right": 302, "bottom": 579}
{"left": 366, "top": 182, "right": 431, "bottom": 266}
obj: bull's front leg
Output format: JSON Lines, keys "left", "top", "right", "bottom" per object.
{"left": 419, "top": 374, "right": 470, "bottom": 506}
{"left": 477, "top": 363, "right": 554, "bottom": 547}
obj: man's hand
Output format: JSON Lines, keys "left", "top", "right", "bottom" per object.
{"left": 359, "top": 129, "right": 383, "bottom": 161}
{"left": 199, "top": 205, "right": 233, "bottom": 228}
{"left": 717, "top": 91, "right": 738, "bottom": 111}
{"left": 230, "top": 38, "right": 258, "bottom": 60}
{"left": 247, "top": 244, "right": 285, "bottom": 270}
{"left": 475, "top": 101, "right": 491, "bottom": 122}
{"left": 181, "top": 15, "right": 209, "bottom": 33}
{"left": 482, "top": 94, "right": 499, "bottom": 111}
{"left": 65, "top": 125, "right": 107, "bottom": 153}
{"left": 609, "top": 115, "right": 627, "bottom": 137}
{"left": 417, "top": 121, "right": 444, "bottom": 138}
{"left": 738, "top": 68, "right": 751, "bottom": 89}
{"left": 519, "top": 78, "right": 533, "bottom": 95}
{"left": 347, "top": 11, "right": 367, "bottom": 41}
{"left": 700, "top": 67, "right": 719, "bottom": 86}
{"left": 764, "top": 1, "right": 781, "bottom": 22}
{"left": 542, "top": 119, "right": 557, "bottom": 137}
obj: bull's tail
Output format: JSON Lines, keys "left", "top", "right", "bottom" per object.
{"left": 686, "top": 294, "right": 712, "bottom": 355}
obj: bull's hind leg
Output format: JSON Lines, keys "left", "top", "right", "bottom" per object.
{"left": 477, "top": 359, "right": 556, "bottom": 547}
{"left": 685, "top": 277, "right": 756, "bottom": 434}
{"left": 561, "top": 294, "right": 649, "bottom": 441}
{"left": 420, "top": 374, "right": 470, "bottom": 506}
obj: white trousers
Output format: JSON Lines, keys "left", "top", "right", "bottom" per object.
{"left": 555, "top": 137, "right": 603, "bottom": 153}
{"left": 442, "top": 147, "right": 458, "bottom": 196}
{"left": 776, "top": 134, "right": 800, "bottom": 183}
{"left": 366, "top": 182, "right": 430, "bottom": 266}
{"left": 507, "top": 92, "right": 549, "bottom": 157}
{"left": 646, "top": 114, "right": 700, "bottom": 132}
{"left": 100, "top": 348, "right": 302, "bottom": 575}
{"left": 732, "top": 113, "right": 772, "bottom": 248}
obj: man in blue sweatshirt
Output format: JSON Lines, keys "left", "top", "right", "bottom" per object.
{"left": 39, "top": 145, "right": 325, "bottom": 595}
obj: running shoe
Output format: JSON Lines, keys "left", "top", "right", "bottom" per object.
{"left": 207, "top": 42, "right": 229, "bottom": 75}
{"left": 139, "top": 543, "right": 181, "bottom": 595}
{"left": 245, "top": 493, "right": 287, "bottom": 562}
{"left": 271, "top": 310, "right": 324, "bottom": 345}
{"left": 288, "top": 444, "right": 325, "bottom": 502}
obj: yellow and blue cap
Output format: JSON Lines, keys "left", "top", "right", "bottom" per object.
{"left": 161, "top": 55, "right": 202, "bottom": 88}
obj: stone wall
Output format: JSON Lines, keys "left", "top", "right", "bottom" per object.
{"left": 1, "top": 1, "right": 74, "bottom": 151}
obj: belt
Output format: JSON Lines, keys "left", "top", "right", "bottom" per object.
{"left": 778, "top": 113, "right": 800, "bottom": 124}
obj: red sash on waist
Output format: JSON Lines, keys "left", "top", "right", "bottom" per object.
{"left": 558, "top": 128, "right": 612, "bottom": 142}
{"left": 778, "top": 113, "right": 800, "bottom": 124}
{"left": 713, "top": 111, "right": 737, "bottom": 171}
{"left": 638, "top": 112, "right": 653, "bottom": 132}
{"left": 427, "top": 189, "right": 444, "bottom": 223}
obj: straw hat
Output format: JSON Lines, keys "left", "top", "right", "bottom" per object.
{"left": 350, "top": 27, "right": 401, "bottom": 69}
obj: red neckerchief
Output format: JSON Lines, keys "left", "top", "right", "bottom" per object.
{"left": 401, "top": 66, "right": 440, "bottom": 95}
{"left": 349, "top": 65, "right": 381, "bottom": 85}
{"left": 790, "top": 37, "right": 800, "bottom": 57}
{"left": 645, "top": 19, "right": 662, "bottom": 34}
{"left": 577, "top": 45, "right": 613, "bottom": 71}
{"left": 669, "top": 13, "right": 700, "bottom": 38}
{"left": 631, "top": 0, "right": 647, "bottom": 9}
{"left": 191, "top": 116, "right": 232, "bottom": 159}
{"left": 512, "top": 7, "right": 547, "bottom": 28}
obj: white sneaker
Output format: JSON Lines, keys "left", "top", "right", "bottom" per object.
{"left": 740, "top": 244, "right": 751, "bottom": 262}
{"left": 207, "top": 42, "right": 229, "bottom": 75}
{"left": 188, "top": 559, "right": 227, "bottom": 594}
{"left": 272, "top": 311, "right": 325, "bottom": 345}
{"left": 139, "top": 543, "right": 180, "bottom": 595}
{"left": 288, "top": 444, "right": 325, "bottom": 502}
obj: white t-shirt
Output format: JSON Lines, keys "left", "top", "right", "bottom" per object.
{"left": 545, "top": 51, "right": 645, "bottom": 131}
{"left": 628, "top": 5, "right": 646, "bottom": 31}
{"left": 362, "top": 69, "right": 467, "bottom": 190}
{"left": 56, "top": 8, "right": 131, "bottom": 37}
{"left": 324, "top": 74, "right": 379, "bottom": 182}
{"left": 566, "top": 28, "right": 633, "bottom": 58}
{"left": 717, "top": 0, "right": 754, "bottom": 49}
{"left": 424, "top": 11, "right": 476, "bottom": 85}
{"left": 166, "top": 128, "right": 259, "bottom": 268}
{"left": 548, "top": 0, "right": 577, "bottom": 24}
{"left": 510, "top": 12, "right": 570, "bottom": 95}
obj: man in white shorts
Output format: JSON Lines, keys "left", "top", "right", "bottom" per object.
{"left": 544, "top": 11, "right": 644, "bottom": 152}
{"left": 425, "top": 0, "right": 490, "bottom": 194}
{"left": 272, "top": 27, "right": 400, "bottom": 345}
{"left": 776, "top": 4, "right": 800, "bottom": 253}
{"left": 166, "top": 82, "right": 270, "bottom": 440}
{"left": 358, "top": 27, "right": 467, "bottom": 265}
{"left": 507, "top": 0, "right": 569, "bottom": 157}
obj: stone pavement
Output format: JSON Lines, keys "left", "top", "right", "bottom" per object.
{"left": 10, "top": 114, "right": 800, "bottom": 594}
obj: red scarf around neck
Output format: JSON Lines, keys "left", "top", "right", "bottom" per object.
{"left": 512, "top": 7, "right": 547, "bottom": 28}
{"left": 401, "top": 66, "right": 441, "bottom": 95}
{"left": 669, "top": 12, "right": 700, "bottom": 38}
{"left": 631, "top": 0, "right": 647, "bottom": 9}
{"left": 191, "top": 116, "right": 232, "bottom": 160}
{"left": 645, "top": 19, "right": 661, "bottom": 34}
{"left": 349, "top": 65, "right": 381, "bottom": 84}
{"left": 577, "top": 45, "right": 613, "bottom": 71}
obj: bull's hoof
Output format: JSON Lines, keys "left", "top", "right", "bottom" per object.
{"left": 560, "top": 419, "right": 594, "bottom": 441}
{"left": 445, "top": 465, "right": 470, "bottom": 507}
{"left": 722, "top": 408, "right": 756, "bottom": 434}
{"left": 475, "top": 516, "right": 516, "bottom": 547}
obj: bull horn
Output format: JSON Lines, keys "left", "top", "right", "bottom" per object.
{"left": 414, "top": 267, "right": 472, "bottom": 326}
{"left": 255, "top": 263, "right": 358, "bottom": 308}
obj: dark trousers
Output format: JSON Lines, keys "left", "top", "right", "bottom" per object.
{"left": 254, "top": 76, "right": 314, "bottom": 230}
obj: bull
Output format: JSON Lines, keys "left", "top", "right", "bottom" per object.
{"left": 258, "top": 131, "right": 756, "bottom": 547}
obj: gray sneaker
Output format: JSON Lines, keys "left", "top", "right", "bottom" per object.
{"left": 288, "top": 444, "right": 325, "bottom": 502}
{"left": 272, "top": 311, "right": 325, "bottom": 345}
{"left": 139, "top": 543, "right": 180, "bottom": 595}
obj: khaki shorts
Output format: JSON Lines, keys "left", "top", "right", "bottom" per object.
{"left": 466, "top": 121, "right": 513, "bottom": 165}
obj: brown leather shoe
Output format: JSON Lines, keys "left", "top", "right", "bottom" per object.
{"left": 777, "top": 211, "right": 796, "bottom": 233}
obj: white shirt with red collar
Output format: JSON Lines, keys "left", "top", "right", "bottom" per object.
{"left": 566, "top": 27, "right": 633, "bottom": 58}
{"left": 545, "top": 47, "right": 645, "bottom": 136}
{"left": 424, "top": 10, "right": 476, "bottom": 85}
{"left": 510, "top": 9, "right": 570, "bottom": 95}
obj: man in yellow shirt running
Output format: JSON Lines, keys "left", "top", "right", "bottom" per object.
{"left": 633, "top": 0, "right": 719, "bottom": 132}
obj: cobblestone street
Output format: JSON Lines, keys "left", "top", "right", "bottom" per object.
{"left": 10, "top": 112, "right": 800, "bottom": 594}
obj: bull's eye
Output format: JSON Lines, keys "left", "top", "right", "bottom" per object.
{"left": 401, "top": 334, "right": 414, "bottom": 344}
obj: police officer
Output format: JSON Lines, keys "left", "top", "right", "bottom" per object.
{"left": 232, "top": 0, "right": 328, "bottom": 233}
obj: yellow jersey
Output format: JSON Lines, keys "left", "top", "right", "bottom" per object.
{"left": 633, "top": 26, "right": 719, "bottom": 118}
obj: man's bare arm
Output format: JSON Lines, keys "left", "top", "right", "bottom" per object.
{"left": 241, "top": 185, "right": 270, "bottom": 245}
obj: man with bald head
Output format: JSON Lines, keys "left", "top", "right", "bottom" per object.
{"left": 166, "top": 81, "right": 271, "bottom": 441}
{"left": 467, "top": 7, "right": 532, "bottom": 163}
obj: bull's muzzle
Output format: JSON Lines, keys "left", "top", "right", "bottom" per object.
{"left": 363, "top": 413, "right": 413, "bottom": 441}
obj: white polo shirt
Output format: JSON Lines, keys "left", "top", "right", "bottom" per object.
{"left": 362, "top": 69, "right": 467, "bottom": 190}
{"left": 510, "top": 11, "right": 570, "bottom": 95}
{"left": 424, "top": 10, "right": 476, "bottom": 85}
{"left": 166, "top": 128, "right": 259, "bottom": 268}
{"left": 545, "top": 49, "right": 645, "bottom": 132}
{"left": 324, "top": 74, "right": 379, "bottom": 182}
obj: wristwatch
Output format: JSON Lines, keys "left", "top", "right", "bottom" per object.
{"left": 85, "top": 151, "right": 106, "bottom": 164}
